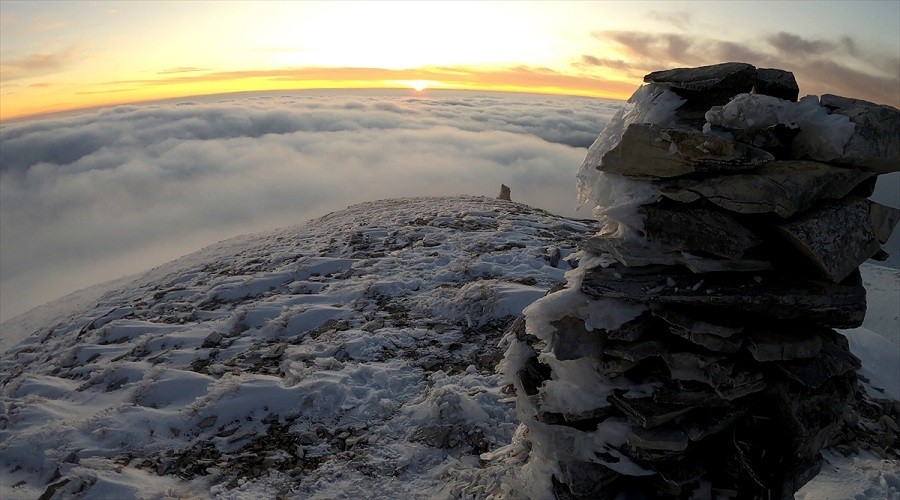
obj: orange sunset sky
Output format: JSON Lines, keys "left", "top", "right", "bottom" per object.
{"left": 1, "top": 0, "right": 898, "bottom": 121}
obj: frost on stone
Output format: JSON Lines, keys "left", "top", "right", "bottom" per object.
{"left": 576, "top": 84, "right": 683, "bottom": 212}
{"left": 705, "top": 94, "right": 856, "bottom": 161}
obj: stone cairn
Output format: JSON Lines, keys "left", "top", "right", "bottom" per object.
{"left": 502, "top": 63, "right": 899, "bottom": 499}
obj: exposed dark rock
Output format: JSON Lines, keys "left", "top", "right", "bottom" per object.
{"left": 658, "top": 161, "right": 874, "bottom": 218}
{"left": 583, "top": 235, "right": 772, "bottom": 273}
{"left": 642, "top": 205, "right": 761, "bottom": 260}
{"left": 626, "top": 424, "right": 689, "bottom": 452}
{"left": 558, "top": 461, "right": 619, "bottom": 497}
{"left": 754, "top": 68, "right": 799, "bottom": 102}
{"left": 777, "top": 331, "right": 861, "bottom": 389}
{"left": 644, "top": 62, "right": 758, "bottom": 119}
{"left": 598, "top": 123, "right": 773, "bottom": 179}
{"left": 746, "top": 328, "right": 823, "bottom": 361}
{"left": 609, "top": 391, "right": 697, "bottom": 428}
{"left": 551, "top": 316, "right": 605, "bottom": 361}
{"left": 776, "top": 197, "right": 898, "bottom": 282}
{"left": 498, "top": 183, "right": 511, "bottom": 200}
{"left": 581, "top": 264, "right": 867, "bottom": 329}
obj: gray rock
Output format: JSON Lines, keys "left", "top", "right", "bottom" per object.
{"left": 776, "top": 197, "right": 898, "bottom": 282}
{"left": 652, "top": 308, "right": 744, "bottom": 338}
{"left": 870, "top": 201, "right": 900, "bottom": 245}
{"left": 598, "top": 123, "right": 773, "bottom": 179}
{"left": 581, "top": 265, "right": 867, "bottom": 329}
{"left": 645, "top": 62, "right": 757, "bottom": 92}
{"left": 777, "top": 331, "right": 861, "bottom": 389}
{"left": 583, "top": 236, "right": 772, "bottom": 273}
{"left": 644, "top": 62, "right": 758, "bottom": 119}
{"left": 498, "top": 183, "right": 511, "bottom": 201}
{"left": 659, "top": 161, "right": 874, "bottom": 218}
{"left": 821, "top": 94, "right": 900, "bottom": 173}
{"left": 746, "top": 328, "right": 823, "bottom": 361}
{"left": 754, "top": 68, "right": 799, "bottom": 102}
{"left": 669, "top": 327, "right": 744, "bottom": 353}
{"left": 610, "top": 392, "right": 697, "bottom": 428}
{"left": 558, "top": 461, "right": 619, "bottom": 497}
{"left": 605, "top": 340, "right": 667, "bottom": 362}
{"left": 551, "top": 316, "right": 605, "bottom": 361}
{"left": 626, "top": 425, "right": 689, "bottom": 452}
{"left": 642, "top": 205, "right": 761, "bottom": 260}
{"left": 679, "top": 253, "right": 773, "bottom": 273}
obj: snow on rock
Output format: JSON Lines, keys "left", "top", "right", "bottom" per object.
{"left": 0, "top": 196, "right": 600, "bottom": 499}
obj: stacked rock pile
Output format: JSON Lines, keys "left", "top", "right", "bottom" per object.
{"left": 503, "top": 63, "right": 899, "bottom": 499}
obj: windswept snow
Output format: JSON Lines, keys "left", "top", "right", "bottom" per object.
{"left": 0, "top": 196, "right": 896, "bottom": 499}
{"left": 0, "top": 196, "right": 599, "bottom": 499}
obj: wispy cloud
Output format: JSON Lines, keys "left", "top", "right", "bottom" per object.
{"left": 646, "top": 10, "right": 693, "bottom": 31}
{"left": 589, "top": 30, "right": 900, "bottom": 107}
{"left": 156, "top": 66, "right": 212, "bottom": 75}
{"left": 0, "top": 44, "right": 81, "bottom": 81}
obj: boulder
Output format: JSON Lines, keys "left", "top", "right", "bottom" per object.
{"left": 658, "top": 161, "right": 874, "bottom": 218}
{"left": 821, "top": 94, "right": 900, "bottom": 173}
{"left": 598, "top": 123, "right": 773, "bottom": 179}
{"left": 776, "top": 197, "right": 899, "bottom": 282}
{"left": 754, "top": 68, "right": 800, "bottom": 102}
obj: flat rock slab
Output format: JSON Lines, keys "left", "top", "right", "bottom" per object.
{"left": 598, "top": 123, "right": 773, "bottom": 179}
{"left": 581, "top": 264, "right": 866, "bottom": 329}
{"left": 583, "top": 236, "right": 772, "bottom": 273}
{"left": 754, "top": 68, "right": 799, "bottom": 102}
{"left": 746, "top": 328, "right": 823, "bottom": 361}
{"left": 644, "top": 63, "right": 757, "bottom": 93}
{"left": 644, "top": 62, "right": 757, "bottom": 119}
{"left": 642, "top": 205, "right": 761, "bottom": 260}
{"left": 658, "top": 160, "right": 874, "bottom": 218}
{"left": 776, "top": 197, "right": 899, "bottom": 282}
{"left": 610, "top": 392, "right": 697, "bottom": 429}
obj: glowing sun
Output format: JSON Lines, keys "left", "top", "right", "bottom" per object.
{"left": 411, "top": 80, "right": 428, "bottom": 91}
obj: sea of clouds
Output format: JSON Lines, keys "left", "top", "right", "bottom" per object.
{"left": 0, "top": 90, "right": 622, "bottom": 321}
{"left": 2, "top": 89, "right": 897, "bottom": 323}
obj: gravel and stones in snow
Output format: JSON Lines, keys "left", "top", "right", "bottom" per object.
{"left": 0, "top": 196, "right": 600, "bottom": 499}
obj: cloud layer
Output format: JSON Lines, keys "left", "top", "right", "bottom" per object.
{"left": 0, "top": 90, "right": 620, "bottom": 321}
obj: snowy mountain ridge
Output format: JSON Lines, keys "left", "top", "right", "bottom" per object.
{"left": 0, "top": 196, "right": 897, "bottom": 499}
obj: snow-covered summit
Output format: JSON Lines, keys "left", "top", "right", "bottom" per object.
{"left": 0, "top": 196, "right": 600, "bottom": 499}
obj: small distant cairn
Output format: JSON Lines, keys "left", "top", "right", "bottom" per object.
{"left": 502, "top": 62, "right": 899, "bottom": 498}
{"left": 499, "top": 183, "right": 512, "bottom": 201}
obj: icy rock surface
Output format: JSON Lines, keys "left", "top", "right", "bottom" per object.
{"left": 0, "top": 196, "right": 601, "bottom": 500}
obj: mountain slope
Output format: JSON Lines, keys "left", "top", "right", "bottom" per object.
{"left": 0, "top": 196, "right": 599, "bottom": 499}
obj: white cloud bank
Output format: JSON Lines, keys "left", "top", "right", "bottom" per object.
{"left": 0, "top": 90, "right": 621, "bottom": 321}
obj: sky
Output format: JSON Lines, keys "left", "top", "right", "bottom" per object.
{"left": 1, "top": 0, "right": 899, "bottom": 120}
